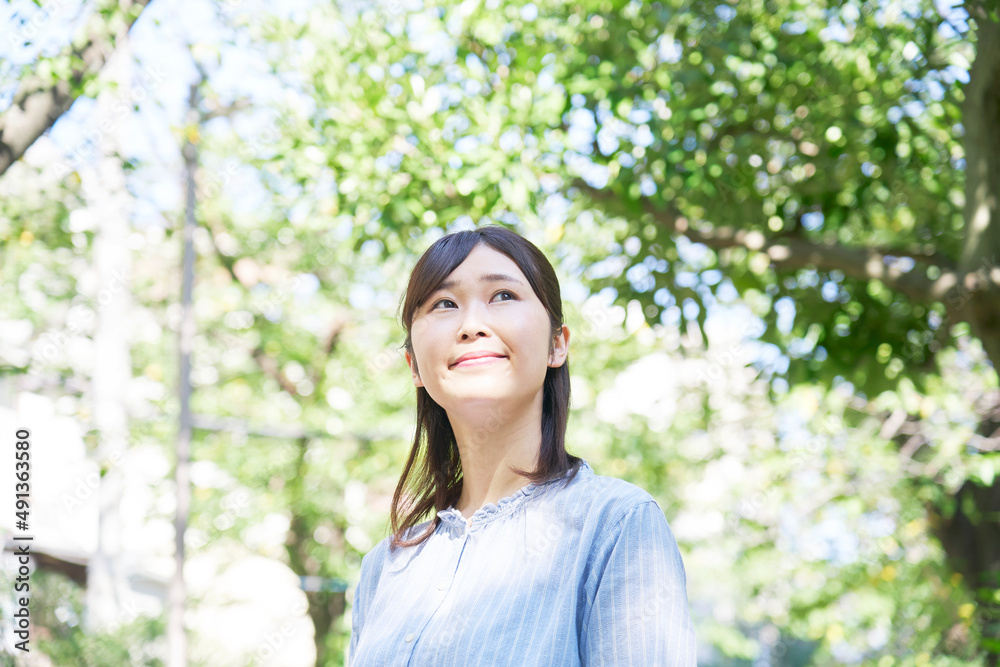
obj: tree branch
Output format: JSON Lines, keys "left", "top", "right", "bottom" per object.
{"left": 0, "top": 0, "right": 153, "bottom": 177}
{"left": 574, "top": 180, "right": 1000, "bottom": 308}
{"left": 252, "top": 345, "right": 300, "bottom": 396}
{"left": 869, "top": 243, "right": 958, "bottom": 272}
{"left": 201, "top": 98, "right": 251, "bottom": 122}
{"left": 200, "top": 211, "right": 349, "bottom": 395}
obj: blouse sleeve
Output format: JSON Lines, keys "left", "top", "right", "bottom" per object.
{"left": 348, "top": 568, "right": 364, "bottom": 666}
{"left": 579, "top": 500, "right": 698, "bottom": 666}
{"left": 348, "top": 544, "right": 379, "bottom": 667}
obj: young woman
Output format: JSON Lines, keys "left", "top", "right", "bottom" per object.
{"left": 349, "top": 225, "right": 697, "bottom": 666}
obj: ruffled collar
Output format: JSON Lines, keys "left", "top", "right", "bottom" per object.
{"left": 437, "top": 460, "right": 591, "bottom": 532}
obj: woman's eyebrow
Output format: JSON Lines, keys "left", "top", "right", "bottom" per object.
{"left": 434, "top": 273, "right": 524, "bottom": 292}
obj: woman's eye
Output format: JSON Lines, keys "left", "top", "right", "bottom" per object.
{"left": 431, "top": 291, "right": 516, "bottom": 309}
{"left": 493, "top": 290, "right": 517, "bottom": 302}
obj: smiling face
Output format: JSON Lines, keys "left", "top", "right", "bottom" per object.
{"left": 405, "top": 243, "right": 569, "bottom": 414}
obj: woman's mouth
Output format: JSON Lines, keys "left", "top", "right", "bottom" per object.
{"left": 452, "top": 356, "right": 507, "bottom": 369}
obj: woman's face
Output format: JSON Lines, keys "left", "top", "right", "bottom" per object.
{"left": 405, "top": 244, "right": 569, "bottom": 415}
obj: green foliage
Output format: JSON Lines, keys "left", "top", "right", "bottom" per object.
{"left": 1, "top": 0, "right": 996, "bottom": 665}
{"left": 0, "top": 569, "right": 166, "bottom": 667}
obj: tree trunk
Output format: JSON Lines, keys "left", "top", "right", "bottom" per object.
{"left": 960, "top": 6, "right": 1000, "bottom": 367}
{"left": 284, "top": 436, "right": 346, "bottom": 666}
{"left": 929, "top": 409, "right": 1000, "bottom": 661}
{"left": 84, "top": 41, "right": 133, "bottom": 633}
{"left": 932, "top": 5, "right": 1000, "bottom": 662}
{"left": 305, "top": 586, "right": 346, "bottom": 666}
{"left": 167, "top": 80, "right": 200, "bottom": 667}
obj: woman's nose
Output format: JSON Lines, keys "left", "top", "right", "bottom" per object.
{"left": 457, "top": 302, "right": 492, "bottom": 339}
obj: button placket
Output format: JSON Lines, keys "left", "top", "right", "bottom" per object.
{"left": 404, "top": 529, "right": 470, "bottom": 665}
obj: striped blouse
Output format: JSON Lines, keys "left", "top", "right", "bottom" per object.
{"left": 349, "top": 459, "right": 698, "bottom": 666}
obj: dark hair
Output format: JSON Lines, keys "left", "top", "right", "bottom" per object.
{"left": 390, "top": 224, "right": 581, "bottom": 550}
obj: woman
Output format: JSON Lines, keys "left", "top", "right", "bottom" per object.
{"left": 349, "top": 225, "right": 697, "bottom": 666}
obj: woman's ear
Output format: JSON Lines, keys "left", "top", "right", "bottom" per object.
{"left": 548, "top": 325, "right": 570, "bottom": 367}
{"left": 405, "top": 350, "right": 424, "bottom": 387}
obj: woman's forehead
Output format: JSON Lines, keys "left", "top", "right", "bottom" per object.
{"left": 435, "top": 247, "right": 527, "bottom": 291}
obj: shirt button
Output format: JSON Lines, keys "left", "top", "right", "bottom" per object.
{"left": 437, "top": 581, "right": 446, "bottom": 591}
{"left": 405, "top": 633, "right": 414, "bottom": 642}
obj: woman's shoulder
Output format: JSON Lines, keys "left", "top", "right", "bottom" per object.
{"left": 553, "top": 459, "right": 665, "bottom": 527}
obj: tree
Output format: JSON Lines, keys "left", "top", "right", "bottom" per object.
{"left": 245, "top": 0, "right": 997, "bottom": 659}
{"left": 4, "top": 0, "right": 998, "bottom": 663}
{"left": 0, "top": 0, "right": 153, "bottom": 177}
{"left": 531, "top": 2, "right": 1000, "bottom": 656}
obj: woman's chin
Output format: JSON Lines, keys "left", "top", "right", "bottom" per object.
{"left": 446, "top": 390, "right": 509, "bottom": 404}
{"left": 438, "top": 389, "right": 523, "bottom": 411}
{"left": 439, "top": 375, "right": 513, "bottom": 394}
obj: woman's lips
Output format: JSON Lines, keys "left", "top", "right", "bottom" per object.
{"left": 452, "top": 356, "right": 507, "bottom": 369}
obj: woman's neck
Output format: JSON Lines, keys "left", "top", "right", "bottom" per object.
{"left": 448, "top": 396, "right": 544, "bottom": 519}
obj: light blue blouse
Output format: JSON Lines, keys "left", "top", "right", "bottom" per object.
{"left": 349, "top": 459, "right": 698, "bottom": 666}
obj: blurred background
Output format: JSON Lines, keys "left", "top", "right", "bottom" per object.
{"left": 0, "top": 0, "right": 997, "bottom": 665}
